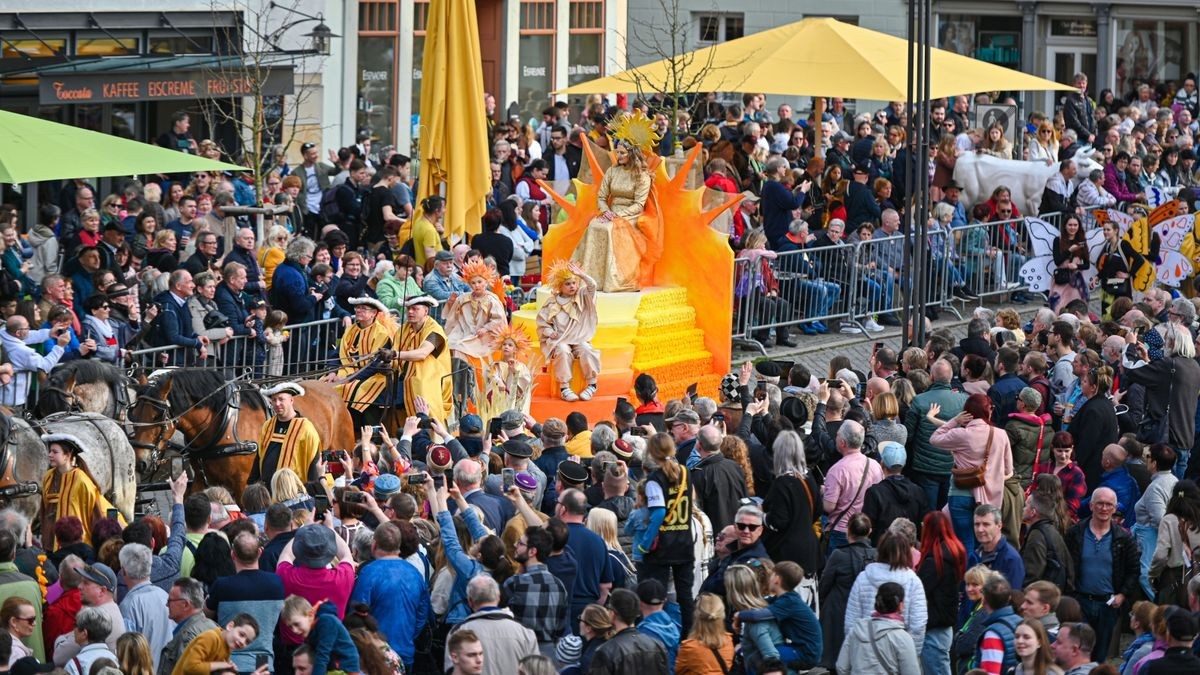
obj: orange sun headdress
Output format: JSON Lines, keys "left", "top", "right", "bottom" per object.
{"left": 460, "top": 260, "right": 497, "bottom": 284}
{"left": 545, "top": 259, "right": 579, "bottom": 292}
{"left": 490, "top": 323, "right": 533, "bottom": 361}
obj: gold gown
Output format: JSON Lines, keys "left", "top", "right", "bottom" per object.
{"left": 485, "top": 360, "right": 533, "bottom": 415}
{"left": 571, "top": 164, "right": 661, "bottom": 292}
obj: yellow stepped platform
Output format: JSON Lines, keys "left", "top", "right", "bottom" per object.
{"left": 514, "top": 286, "right": 722, "bottom": 422}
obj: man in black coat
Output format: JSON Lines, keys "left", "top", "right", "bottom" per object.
{"left": 1145, "top": 612, "right": 1200, "bottom": 674}
{"left": 222, "top": 227, "right": 266, "bottom": 300}
{"left": 951, "top": 318, "right": 997, "bottom": 363}
{"left": 845, "top": 164, "right": 881, "bottom": 230}
{"left": 150, "top": 269, "right": 207, "bottom": 365}
{"left": 1062, "top": 73, "right": 1096, "bottom": 145}
{"left": 691, "top": 426, "right": 748, "bottom": 531}
{"left": 862, "top": 443, "right": 928, "bottom": 545}
{"left": 541, "top": 125, "right": 581, "bottom": 190}
{"left": 1067, "top": 368, "right": 1120, "bottom": 488}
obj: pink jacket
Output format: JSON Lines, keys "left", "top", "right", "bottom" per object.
{"left": 930, "top": 418, "right": 1013, "bottom": 508}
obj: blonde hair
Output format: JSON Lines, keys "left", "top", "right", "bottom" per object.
{"left": 964, "top": 563, "right": 1000, "bottom": 587}
{"left": 646, "top": 433, "right": 681, "bottom": 485}
{"left": 282, "top": 594, "right": 314, "bottom": 620}
{"left": 270, "top": 468, "right": 306, "bottom": 503}
{"left": 116, "top": 633, "right": 154, "bottom": 675}
{"left": 687, "top": 593, "right": 731, "bottom": 650}
{"left": 152, "top": 229, "right": 175, "bottom": 247}
{"left": 724, "top": 565, "right": 767, "bottom": 611}
{"left": 586, "top": 508, "right": 620, "bottom": 550}
{"left": 871, "top": 391, "right": 900, "bottom": 420}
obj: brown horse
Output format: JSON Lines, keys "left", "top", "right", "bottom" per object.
{"left": 128, "top": 369, "right": 354, "bottom": 500}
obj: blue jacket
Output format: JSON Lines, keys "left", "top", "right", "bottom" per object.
{"left": 350, "top": 558, "right": 431, "bottom": 665}
{"left": 270, "top": 259, "right": 317, "bottom": 324}
{"left": 309, "top": 601, "right": 361, "bottom": 675}
{"left": 1080, "top": 466, "right": 1141, "bottom": 521}
{"left": 761, "top": 180, "right": 806, "bottom": 248}
{"left": 988, "top": 373, "right": 1027, "bottom": 426}
{"left": 845, "top": 180, "right": 881, "bottom": 229}
{"left": 435, "top": 508, "right": 489, "bottom": 625}
{"left": 637, "top": 610, "right": 680, "bottom": 671}
{"left": 969, "top": 537, "right": 1026, "bottom": 588}
{"left": 740, "top": 591, "right": 823, "bottom": 666}
{"left": 150, "top": 291, "right": 200, "bottom": 364}
{"left": 975, "top": 605, "right": 1021, "bottom": 673}
{"left": 223, "top": 246, "right": 265, "bottom": 299}
{"left": 214, "top": 283, "right": 252, "bottom": 337}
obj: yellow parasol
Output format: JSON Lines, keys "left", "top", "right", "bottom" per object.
{"left": 556, "top": 17, "right": 1074, "bottom": 101}
{"left": 415, "top": 0, "right": 491, "bottom": 241}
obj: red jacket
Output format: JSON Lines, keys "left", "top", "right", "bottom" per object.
{"left": 43, "top": 587, "right": 80, "bottom": 656}
{"left": 705, "top": 174, "right": 739, "bottom": 193}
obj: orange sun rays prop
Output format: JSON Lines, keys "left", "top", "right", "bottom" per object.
{"left": 538, "top": 141, "right": 742, "bottom": 384}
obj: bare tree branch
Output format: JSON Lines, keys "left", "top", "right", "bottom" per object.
{"left": 200, "top": 0, "right": 325, "bottom": 197}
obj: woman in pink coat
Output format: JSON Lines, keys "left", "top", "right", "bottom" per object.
{"left": 927, "top": 393, "right": 1013, "bottom": 553}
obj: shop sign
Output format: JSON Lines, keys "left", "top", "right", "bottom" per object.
{"left": 1050, "top": 19, "right": 1097, "bottom": 38}
{"left": 39, "top": 67, "right": 294, "bottom": 104}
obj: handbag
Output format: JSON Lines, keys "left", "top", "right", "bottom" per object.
{"left": 203, "top": 310, "right": 232, "bottom": 330}
{"left": 798, "top": 474, "right": 823, "bottom": 538}
{"left": 1137, "top": 360, "right": 1175, "bottom": 444}
{"left": 951, "top": 427, "right": 994, "bottom": 489}
{"left": 1053, "top": 268, "right": 1072, "bottom": 285}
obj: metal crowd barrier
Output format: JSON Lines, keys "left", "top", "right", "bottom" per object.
{"left": 128, "top": 317, "right": 345, "bottom": 378}
{"left": 733, "top": 216, "right": 1042, "bottom": 354}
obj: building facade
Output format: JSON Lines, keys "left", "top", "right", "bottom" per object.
{"left": 352, "top": 0, "right": 627, "bottom": 154}
{"left": 621, "top": 0, "right": 1198, "bottom": 117}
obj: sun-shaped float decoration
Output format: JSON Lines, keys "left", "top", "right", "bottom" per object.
{"left": 506, "top": 114, "right": 743, "bottom": 418}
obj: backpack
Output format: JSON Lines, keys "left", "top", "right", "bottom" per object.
{"left": 1031, "top": 521, "right": 1068, "bottom": 589}
{"left": 319, "top": 185, "right": 343, "bottom": 222}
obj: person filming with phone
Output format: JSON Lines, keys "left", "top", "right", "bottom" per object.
{"left": 249, "top": 382, "right": 325, "bottom": 487}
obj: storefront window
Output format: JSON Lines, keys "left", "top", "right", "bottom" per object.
{"left": 358, "top": 36, "right": 395, "bottom": 147}
{"left": 148, "top": 36, "right": 215, "bottom": 55}
{"left": 938, "top": 14, "right": 1022, "bottom": 68}
{"left": 567, "top": 33, "right": 601, "bottom": 86}
{"left": 76, "top": 37, "right": 139, "bottom": 57}
{"left": 518, "top": 34, "right": 553, "bottom": 122}
{"left": 2, "top": 38, "right": 66, "bottom": 59}
{"left": 1115, "top": 20, "right": 1193, "bottom": 97}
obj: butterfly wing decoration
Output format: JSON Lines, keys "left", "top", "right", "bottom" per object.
{"left": 1018, "top": 217, "right": 1061, "bottom": 292}
{"left": 1082, "top": 225, "right": 1106, "bottom": 289}
{"left": 1152, "top": 212, "right": 1196, "bottom": 287}
{"left": 1092, "top": 208, "right": 1134, "bottom": 237}
{"left": 1145, "top": 186, "right": 1171, "bottom": 209}
{"left": 1121, "top": 211, "right": 1158, "bottom": 292}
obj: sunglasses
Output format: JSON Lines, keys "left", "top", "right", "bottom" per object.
{"left": 734, "top": 522, "right": 761, "bottom": 532}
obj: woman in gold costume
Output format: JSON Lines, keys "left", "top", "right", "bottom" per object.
{"left": 570, "top": 112, "right": 663, "bottom": 292}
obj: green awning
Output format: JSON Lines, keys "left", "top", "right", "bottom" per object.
{"left": 0, "top": 109, "right": 244, "bottom": 184}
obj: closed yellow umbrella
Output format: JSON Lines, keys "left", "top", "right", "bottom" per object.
{"left": 557, "top": 17, "right": 1073, "bottom": 100}
{"left": 416, "top": 0, "right": 491, "bottom": 241}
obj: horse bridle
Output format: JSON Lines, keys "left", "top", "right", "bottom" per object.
{"left": 130, "top": 381, "right": 258, "bottom": 482}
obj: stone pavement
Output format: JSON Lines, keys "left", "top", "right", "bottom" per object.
{"left": 732, "top": 298, "right": 1047, "bottom": 375}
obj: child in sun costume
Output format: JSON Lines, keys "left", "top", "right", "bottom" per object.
{"left": 536, "top": 260, "right": 600, "bottom": 402}
{"left": 483, "top": 323, "right": 535, "bottom": 416}
{"left": 569, "top": 111, "right": 664, "bottom": 292}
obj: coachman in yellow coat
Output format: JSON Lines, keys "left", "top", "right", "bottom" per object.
{"left": 395, "top": 295, "right": 453, "bottom": 420}
{"left": 250, "top": 382, "right": 324, "bottom": 486}
{"left": 331, "top": 296, "right": 396, "bottom": 427}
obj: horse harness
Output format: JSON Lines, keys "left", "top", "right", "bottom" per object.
{"left": 0, "top": 414, "right": 38, "bottom": 500}
{"left": 131, "top": 380, "right": 260, "bottom": 484}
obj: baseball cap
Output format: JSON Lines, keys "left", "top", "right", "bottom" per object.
{"left": 300, "top": 142, "right": 316, "bottom": 153}
{"left": 739, "top": 190, "right": 760, "bottom": 203}
{"left": 11, "top": 658, "right": 55, "bottom": 675}
{"left": 879, "top": 441, "right": 907, "bottom": 469}
{"left": 458, "top": 414, "right": 483, "bottom": 434}
{"left": 78, "top": 563, "right": 118, "bottom": 594}
{"left": 637, "top": 578, "right": 667, "bottom": 605}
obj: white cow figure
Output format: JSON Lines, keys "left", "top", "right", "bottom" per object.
{"left": 954, "top": 147, "right": 1101, "bottom": 215}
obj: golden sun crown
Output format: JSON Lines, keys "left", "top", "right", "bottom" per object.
{"left": 460, "top": 260, "right": 497, "bottom": 284}
{"left": 489, "top": 323, "right": 533, "bottom": 359}
{"left": 545, "top": 259, "right": 579, "bottom": 290}
{"left": 610, "top": 110, "right": 661, "bottom": 154}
